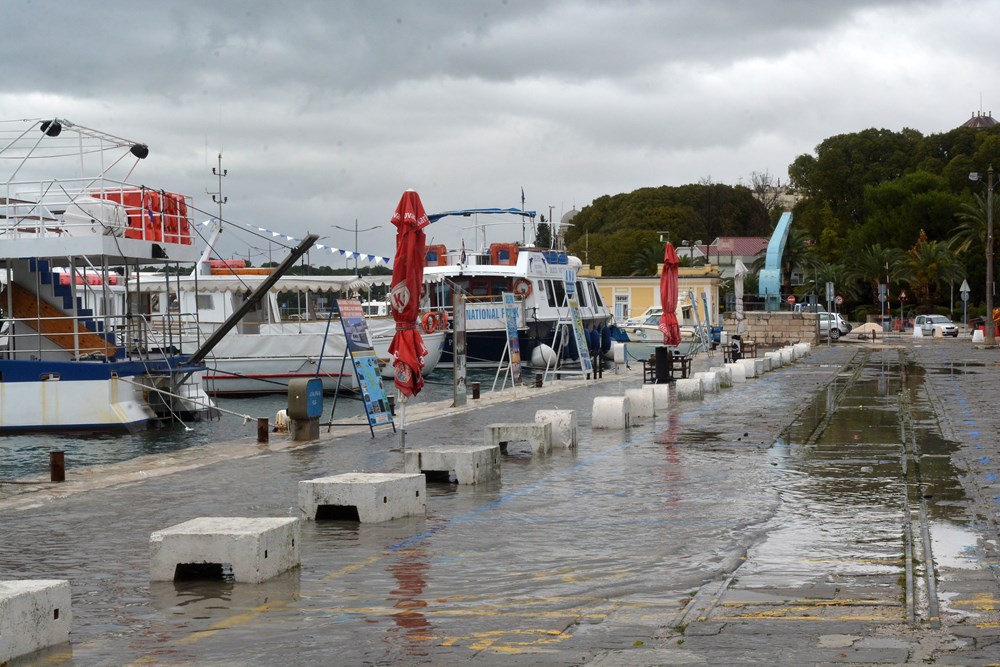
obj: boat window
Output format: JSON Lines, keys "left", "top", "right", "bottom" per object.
{"left": 492, "top": 279, "right": 508, "bottom": 296}
{"left": 551, "top": 280, "right": 567, "bottom": 307}
{"left": 195, "top": 294, "right": 214, "bottom": 310}
{"left": 576, "top": 282, "right": 589, "bottom": 308}
{"left": 589, "top": 283, "right": 605, "bottom": 308}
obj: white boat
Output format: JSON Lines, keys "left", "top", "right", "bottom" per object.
{"left": 366, "top": 208, "right": 613, "bottom": 368}
{"left": 131, "top": 261, "right": 446, "bottom": 396}
{"left": 0, "top": 118, "right": 216, "bottom": 432}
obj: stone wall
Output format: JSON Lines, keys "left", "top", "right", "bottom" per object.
{"left": 723, "top": 312, "right": 819, "bottom": 347}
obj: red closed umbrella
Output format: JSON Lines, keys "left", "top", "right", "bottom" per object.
{"left": 658, "top": 242, "right": 681, "bottom": 346}
{"left": 388, "top": 190, "right": 430, "bottom": 397}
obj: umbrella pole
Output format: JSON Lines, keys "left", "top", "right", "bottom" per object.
{"left": 399, "top": 390, "right": 406, "bottom": 448}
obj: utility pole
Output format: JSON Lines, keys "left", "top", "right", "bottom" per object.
{"left": 988, "top": 164, "right": 995, "bottom": 346}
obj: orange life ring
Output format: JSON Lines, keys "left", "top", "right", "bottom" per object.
{"left": 513, "top": 278, "right": 532, "bottom": 298}
{"left": 421, "top": 311, "right": 440, "bottom": 334}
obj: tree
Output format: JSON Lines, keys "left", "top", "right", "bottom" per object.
{"left": 748, "top": 170, "right": 784, "bottom": 214}
{"left": 535, "top": 222, "right": 552, "bottom": 249}
{"left": 902, "top": 231, "right": 965, "bottom": 312}
{"left": 630, "top": 242, "right": 664, "bottom": 275}
{"left": 844, "top": 244, "right": 907, "bottom": 306}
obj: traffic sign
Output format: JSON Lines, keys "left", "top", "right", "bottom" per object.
{"left": 960, "top": 280, "right": 971, "bottom": 303}
{"left": 899, "top": 290, "right": 907, "bottom": 301}
{"left": 835, "top": 295, "right": 843, "bottom": 305}
{"left": 787, "top": 295, "right": 796, "bottom": 305}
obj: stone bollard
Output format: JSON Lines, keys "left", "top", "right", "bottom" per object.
{"left": 625, "top": 387, "right": 656, "bottom": 418}
{"left": 535, "top": 409, "right": 578, "bottom": 448}
{"left": 592, "top": 396, "right": 631, "bottom": 429}
{"left": 675, "top": 378, "right": 703, "bottom": 401}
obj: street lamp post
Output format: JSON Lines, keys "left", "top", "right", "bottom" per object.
{"left": 333, "top": 220, "right": 381, "bottom": 272}
{"left": 971, "top": 165, "right": 995, "bottom": 345}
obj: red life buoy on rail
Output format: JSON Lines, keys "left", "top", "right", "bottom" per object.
{"left": 512, "top": 278, "right": 532, "bottom": 298}
{"left": 421, "top": 311, "right": 439, "bottom": 334}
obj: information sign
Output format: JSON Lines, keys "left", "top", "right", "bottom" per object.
{"left": 336, "top": 299, "right": 393, "bottom": 427}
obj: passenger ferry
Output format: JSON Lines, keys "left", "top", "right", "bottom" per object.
{"left": 377, "top": 209, "right": 613, "bottom": 367}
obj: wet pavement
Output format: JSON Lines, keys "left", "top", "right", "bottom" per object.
{"left": 4, "top": 337, "right": 1000, "bottom": 665}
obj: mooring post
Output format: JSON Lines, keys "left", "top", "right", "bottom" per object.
{"left": 472, "top": 382, "right": 481, "bottom": 400}
{"left": 49, "top": 451, "right": 65, "bottom": 483}
{"left": 535, "top": 373, "right": 543, "bottom": 388}
{"left": 257, "top": 418, "right": 269, "bottom": 444}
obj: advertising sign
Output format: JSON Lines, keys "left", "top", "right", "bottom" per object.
{"left": 568, "top": 297, "right": 593, "bottom": 374}
{"left": 336, "top": 299, "right": 393, "bottom": 427}
{"left": 502, "top": 292, "right": 522, "bottom": 384}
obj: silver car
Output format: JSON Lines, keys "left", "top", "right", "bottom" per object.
{"left": 915, "top": 314, "right": 958, "bottom": 337}
{"left": 817, "top": 312, "right": 851, "bottom": 340}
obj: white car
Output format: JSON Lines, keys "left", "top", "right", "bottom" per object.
{"left": 914, "top": 314, "right": 958, "bottom": 337}
{"left": 817, "top": 312, "right": 851, "bottom": 340}
{"left": 622, "top": 306, "right": 662, "bottom": 328}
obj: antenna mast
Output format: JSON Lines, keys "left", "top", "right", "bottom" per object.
{"left": 208, "top": 152, "right": 227, "bottom": 222}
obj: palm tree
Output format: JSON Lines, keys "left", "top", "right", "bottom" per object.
{"left": 805, "top": 261, "right": 859, "bottom": 302}
{"left": 904, "top": 231, "right": 965, "bottom": 311}
{"left": 630, "top": 243, "right": 664, "bottom": 275}
{"left": 951, "top": 191, "right": 1000, "bottom": 255}
{"left": 844, "top": 243, "right": 907, "bottom": 305}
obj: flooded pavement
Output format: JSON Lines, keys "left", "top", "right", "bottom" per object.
{"left": 4, "top": 339, "right": 1000, "bottom": 664}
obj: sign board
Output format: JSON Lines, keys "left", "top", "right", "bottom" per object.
{"left": 336, "top": 299, "right": 393, "bottom": 428}
{"left": 453, "top": 293, "right": 467, "bottom": 407}
{"left": 835, "top": 295, "right": 843, "bottom": 305}
{"left": 567, "top": 297, "right": 593, "bottom": 375}
{"left": 502, "top": 292, "right": 522, "bottom": 384}
{"left": 878, "top": 283, "right": 887, "bottom": 303}
{"left": 825, "top": 281, "right": 835, "bottom": 303}
{"left": 899, "top": 290, "right": 907, "bottom": 301}
{"left": 960, "top": 280, "right": 971, "bottom": 303}
{"left": 787, "top": 295, "right": 796, "bottom": 305}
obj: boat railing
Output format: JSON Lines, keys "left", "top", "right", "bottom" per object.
{"left": 0, "top": 176, "right": 193, "bottom": 244}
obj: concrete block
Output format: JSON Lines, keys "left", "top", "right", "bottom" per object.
{"left": 592, "top": 396, "right": 631, "bottom": 429}
{"left": 650, "top": 384, "right": 670, "bottom": 410}
{"left": 625, "top": 387, "right": 656, "bottom": 418}
{"left": 764, "top": 351, "right": 782, "bottom": 369}
{"left": 779, "top": 348, "right": 794, "bottom": 365}
{"left": 0, "top": 580, "right": 71, "bottom": 663}
{"left": 793, "top": 342, "right": 811, "bottom": 357}
{"left": 150, "top": 517, "right": 300, "bottom": 584}
{"left": 299, "top": 473, "right": 426, "bottom": 523}
{"left": 404, "top": 445, "right": 501, "bottom": 484}
{"left": 973, "top": 329, "right": 985, "bottom": 343}
{"left": 675, "top": 378, "right": 703, "bottom": 400}
{"left": 535, "top": 409, "right": 578, "bottom": 448}
{"left": 709, "top": 366, "right": 733, "bottom": 388}
{"left": 724, "top": 362, "right": 746, "bottom": 383}
{"left": 694, "top": 371, "right": 720, "bottom": 394}
{"left": 737, "top": 357, "right": 758, "bottom": 378}
{"left": 485, "top": 422, "right": 552, "bottom": 455}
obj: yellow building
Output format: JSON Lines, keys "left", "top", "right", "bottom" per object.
{"left": 581, "top": 264, "right": 722, "bottom": 326}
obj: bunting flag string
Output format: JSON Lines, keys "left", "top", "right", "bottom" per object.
{"left": 198, "top": 219, "right": 391, "bottom": 265}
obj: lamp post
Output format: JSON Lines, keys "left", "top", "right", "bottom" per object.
{"left": 333, "top": 220, "right": 381, "bottom": 272}
{"left": 971, "top": 165, "right": 995, "bottom": 345}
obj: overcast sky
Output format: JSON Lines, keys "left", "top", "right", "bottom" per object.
{"left": 2, "top": 0, "right": 995, "bottom": 267}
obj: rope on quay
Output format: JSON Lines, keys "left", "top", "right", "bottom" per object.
{"left": 117, "top": 377, "right": 259, "bottom": 424}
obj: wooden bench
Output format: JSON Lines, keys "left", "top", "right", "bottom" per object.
{"left": 642, "top": 352, "right": 692, "bottom": 383}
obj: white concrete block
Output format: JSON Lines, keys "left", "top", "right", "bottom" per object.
{"left": 485, "top": 422, "right": 552, "bottom": 455}
{"left": 973, "top": 329, "right": 985, "bottom": 343}
{"left": 0, "top": 580, "right": 71, "bottom": 663}
{"left": 751, "top": 357, "right": 768, "bottom": 376}
{"left": 675, "top": 377, "right": 703, "bottom": 401}
{"left": 913, "top": 325, "right": 923, "bottom": 338}
{"left": 592, "top": 396, "right": 631, "bottom": 429}
{"left": 724, "top": 362, "right": 746, "bottom": 383}
{"left": 709, "top": 366, "right": 733, "bottom": 388}
{"left": 404, "top": 445, "right": 501, "bottom": 484}
{"left": 650, "top": 384, "right": 671, "bottom": 410}
{"left": 299, "top": 473, "right": 426, "bottom": 523}
{"left": 795, "top": 342, "right": 812, "bottom": 356}
{"left": 694, "top": 371, "right": 720, "bottom": 394}
{"left": 738, "top": 357, "right": 758, "bottom": 378}
{"left": 779, "top": 348, "right": 794, "bottom": 365}
{"left": 535, "top": 409, "right": 578, "bottom": 448}
{"left": 625, "top": 387, "right": 656, "bottom": 418}
{"left": 150, "top": 517, "right": 300, "bottom": 584}
{"left": 764, "top": 351, "right": 782, "bottom": 369}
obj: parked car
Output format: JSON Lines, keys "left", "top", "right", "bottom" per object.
{"left": 914, "top": 314, "right": 958, "bottom": 337}
{"left": 817, "top": 312, "right": 851, "bottom": 340}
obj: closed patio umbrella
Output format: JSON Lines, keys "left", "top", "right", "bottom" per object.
{"left": 734, "top": 258, "right": 748, "bottom": 337}
{"left": 658, "top": 242, "right": 681, "bottom": 346}
{"left": 388, "top": 190, "right": 430, "bottom": 398}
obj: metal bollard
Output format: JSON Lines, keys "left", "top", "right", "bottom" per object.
{"left": 257, "top": 418, "right": 269, "bottom": 444}
{"left": 49, "top": 451, "right": 65, "bottom": 483}
{"left": 535, "top": 373, "right": 543, "bottom": 388}
{"left": 388, "top": 395, "right": 396, "bottom": 416}
{"left": 472, "top": 382, "right": 481, "bottom": 400}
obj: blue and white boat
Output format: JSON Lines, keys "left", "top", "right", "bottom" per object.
{"left": 380, "top": 208, "right": 613, "bottom": 367}
{"left": 0, "top": 118, "right": 216, "bottom": 431}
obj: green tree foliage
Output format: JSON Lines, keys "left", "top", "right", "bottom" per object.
{"left": 564, "top": 183, "right": 769, "bottom": 273}
{"left": 535, "top": 221, "right": 552, "bottom": 249}
{"left": 901, "top": 231, "right": 965, "bottom": 311}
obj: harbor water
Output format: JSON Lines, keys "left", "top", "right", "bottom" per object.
{"left": 0, "top": 369, "right": 468, "bottom": 481}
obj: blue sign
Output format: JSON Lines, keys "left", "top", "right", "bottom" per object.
{"left": 304, "top": 377, "right": 323, "bottom": 419}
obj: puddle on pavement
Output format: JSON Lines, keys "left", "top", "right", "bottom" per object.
{"left": 738, "top": 348, "right": 970, "bottom": 592}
